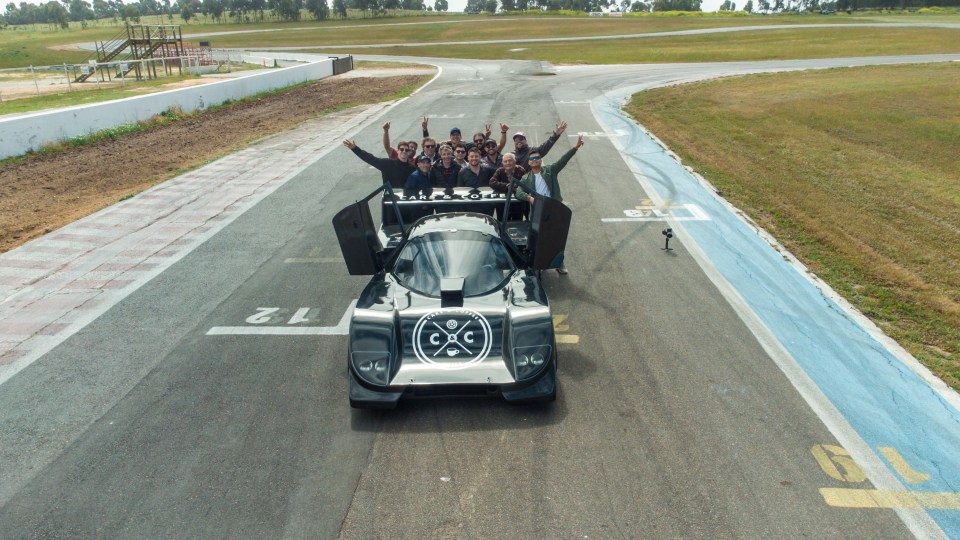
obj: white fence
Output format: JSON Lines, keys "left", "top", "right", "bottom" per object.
{"left": 0, "top": 54, "right": 343, "bottom": 160}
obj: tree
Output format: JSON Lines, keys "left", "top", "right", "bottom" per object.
{"left": 44, "top": 0, "right": 69, "bottom": 27}
{"left": 67, "top": 0, "right": 94, "bottom": 21}
{"left": 651, "top": 0, "right": 700, "bottom": 9}
{"left": 176, "top": 0, "right": 194, "bottom": 19}
{"left": 434, "top": 0, "right": 447, "bottom": 8}
{"left": 201, "top": 0, "right": 224, "bottom": 20}
{"left": 333, "top": 0, "right": 346, "bottom": 15}
{"left": 629, "top": 0, "right": 647, "bottom": 9}
{"left": 306, "top": 0, "right": 328, "bottom": 18}
{"left": 231, "top": 0, "right": 251, "bottom": 20}
{"left": 483, "top": 0, "right": 496, "bottom": 10}
{"left": 273, "top": 0, "right": 301, "bottom": 19}
{"left": 120, "top": 2, "right": 140, "bottom": 21}
{"left": 743, "top": 0, "right": 752, "bottom": 9}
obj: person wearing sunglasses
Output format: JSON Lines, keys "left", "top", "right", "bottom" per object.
{"left": 419, "top": 137, "right": 439, "bottom": 165}
{"left": 342, "top": 138, "right": 416, "bottom": 190}
{"left": 452, "top": 143, "right": 468, "bottom": 167}
{"left": 514, "top": 134, "right": 585, "bottom": 275}
{"left": 381, "top": 121, "right": 416, "bottom": 164}
{"left": 512, "top": 120, "right": 567, "bottom": 170}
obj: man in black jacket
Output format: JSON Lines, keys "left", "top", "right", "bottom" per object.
{"left": 342, "top": 139, "right": 415, "bottom": 190}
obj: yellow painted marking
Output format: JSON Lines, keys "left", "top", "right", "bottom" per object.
{"left": 879, "top": 447, "right": 931, "bottom": 484}
{"left": 636, "top": 198, "right": 671, "bottom": 209}
{"left": 819, "top": 488, "right": 960, "bottom": 510}
{"left": 811, "top": 444, "right": 866, "bottom": 483}
{"left": 552, "top": 314, "right": 579, "bottom": 345}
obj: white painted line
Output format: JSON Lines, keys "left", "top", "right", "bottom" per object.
{"left": 573, "top": 129, "right": 628, "bottom": 139}
{"left": 206, "top": 300, "right": 354, "bottom": 336}
{"left": 206, "top": 326, "right": 347, "bottom": 336}
{"left": 283, "top": 257, "right": 342, "bottom": 263}
{"left": 602, "top": 204, "right": 711, "bottom": 222}
{"left": 556, "top": 100, "right": 590, "bottom": 104}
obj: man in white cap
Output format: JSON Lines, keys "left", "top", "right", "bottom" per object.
{"left": 512, "top": 120, "right": 568, "bottom": 168}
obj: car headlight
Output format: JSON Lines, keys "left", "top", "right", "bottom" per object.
{"left": 351, "top": 351, "right": 392, "bottom": 386}
{"left": 512, "top": 345, "right": 551, "bottom": 381}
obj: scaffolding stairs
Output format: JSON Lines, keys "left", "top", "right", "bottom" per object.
{"left": 74, "top": 24, "right": 184, "bottom": 83}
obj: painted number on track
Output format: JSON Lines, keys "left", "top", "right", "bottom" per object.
{"left": 811, "top": 444, "right": 960, "bottom": 510}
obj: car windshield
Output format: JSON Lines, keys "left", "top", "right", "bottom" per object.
{"left": 392, "top": 230, "right": 515, "bottom": 297}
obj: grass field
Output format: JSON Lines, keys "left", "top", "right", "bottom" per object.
{"left": 2, "top": 12, "right": 956, "bottom": 69}
{"left": 625, "top": 62, "right": 960, "bottom": 390}
{"left": 324, "top": 26, "right": 960, "bottom": 63}
{"left": 0, "top": 73, "right": 215, "bottom": 115}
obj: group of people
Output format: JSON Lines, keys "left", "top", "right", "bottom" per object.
{"left": 342, "top": 117, "right": 585, "bottom": 274}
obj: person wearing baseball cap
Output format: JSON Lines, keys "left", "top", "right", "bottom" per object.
{"left": 512, "top": 120, "right": 568, "bottom": 167}
{"left": 404, "top": 154, "right": 434, "bottom": 197}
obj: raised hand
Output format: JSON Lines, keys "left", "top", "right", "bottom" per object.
{"left": 422, "top": 116, "right": 429, "bottom": 130}
{"left": 500, "top": 122, "right": 509, "bottom": 133}
{"left": 555, "top": 121, "right": 568, "bottom": 136}
{"left": 574, "top": 134, "right": 584, "bottom": 149}
{"left": 382, "top": 121, "right": 390, "bottom": 132}
{"left": 343, "top": 140, "right": 357, "bottom": 150}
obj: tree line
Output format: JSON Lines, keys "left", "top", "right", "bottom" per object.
{"left": 2, "top": 0, "right": 956, "bottom": 29}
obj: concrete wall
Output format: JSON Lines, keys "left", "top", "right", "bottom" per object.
{"left": 0, "top": 56, "right": 337, "bottom": 160}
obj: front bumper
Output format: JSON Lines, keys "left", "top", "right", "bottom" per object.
{"left": 348, "top": 360, "right": 556, "bottom": 409}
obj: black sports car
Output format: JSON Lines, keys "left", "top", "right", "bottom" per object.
{"left": 332, "top": 186, "right": 571, "bottom": 409}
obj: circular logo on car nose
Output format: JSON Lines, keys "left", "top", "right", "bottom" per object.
{"left": 412, "top": 308, "right": 492, "bottom": 370}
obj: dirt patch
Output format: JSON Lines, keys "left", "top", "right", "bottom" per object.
{"left": 0, "top": 74, "right": 427, "bottom": 254}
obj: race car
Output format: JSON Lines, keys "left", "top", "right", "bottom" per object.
{"left": 332, "top": 185, "right": 571, "bottom": 409}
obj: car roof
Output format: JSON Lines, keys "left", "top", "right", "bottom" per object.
{"left": 406, "top": 212, "right": 500, "bottom": 240}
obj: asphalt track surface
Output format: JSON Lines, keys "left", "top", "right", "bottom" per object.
{"left": 1, "top": 49, "right": 960, "bottom": 537}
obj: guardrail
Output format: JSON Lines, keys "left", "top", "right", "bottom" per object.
{"left": 0, "top": 54, "right": 352, "bottom": 160}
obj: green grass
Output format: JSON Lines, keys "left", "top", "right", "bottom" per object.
{"left": 0, "top": 74, "right": 210, "bottom": 115}
{"left": 324, "top": 26, "right": 960, "bottom": 63}
{"left": 4, "top": 11, "right": 954, "bottom": 69}
{"left": 201, "top": 14, "right": 875, "bottom": 48}
{"left": 624, "top": 62, "right": 960, "bottom": 390}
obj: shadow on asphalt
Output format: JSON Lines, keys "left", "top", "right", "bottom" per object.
{"left": 350, "top": 381, "right": 569, "bottom": 433}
